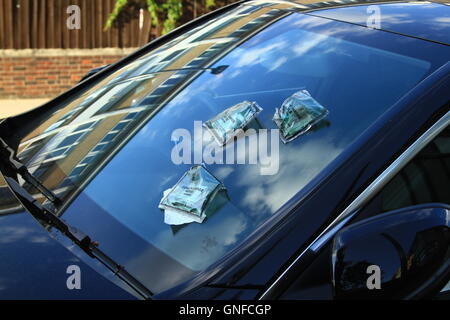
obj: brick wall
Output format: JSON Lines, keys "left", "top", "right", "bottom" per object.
{"left": 0, "top": 48, "right": 137, "bottom": 99}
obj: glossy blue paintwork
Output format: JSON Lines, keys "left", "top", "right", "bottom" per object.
{"left": 0, "top": 206, "right": 136, "bottom": 299}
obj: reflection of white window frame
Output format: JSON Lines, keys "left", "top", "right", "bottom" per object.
{"left": 101, "top": 132, "right": 118, "bottom": 143}
{"left": 44, "top": 121, "right": 64, "bottom": 133}
{"left": 91, "top": 141, "right": 109, "bottom": 153}
{"left": 34, "top": 122, "right": 96, "bottom": 165}
{"left": 79, "top": 155, "right": 95, "bottom": 166}
{"left": 19, "top": 140, "right": 44, "bottom": 160}
{"left": 44, "top": 107, "right": 84, "bottom": 133}
{"left": 124, "top": 112, "right": 139, "bottom": 121}
{"left": 68, "top": 164, "right": 88, "bottom": 180}
{"left": 38, "top": 147, "right": 70, "bottom": 164}
{"left": 87, "top": 150, "right": 102, "bottom": 158}
{"left": 112, "top": 118, "right": 129, "bottom": 131}
{"left": 74, "top": 120, "right": 97, "bottom": 132}
{"left": 21, "top": 137, "right": 47, "bottom": 153}
{"left": 47, "top": 146, "right": 72, "bottom": 160}
{"left": 65, "top": 116, "right": 136, "bottom": 180}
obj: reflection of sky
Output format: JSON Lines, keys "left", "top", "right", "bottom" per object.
{"left": 235, "top": 137, "right": 344, "bottom": 214}
{"left": 65, "top": 13, "right": 448, "bottom": 278}
{"left": 314, "top": 2, "right": 450, "bottom": 45}
{"left": 0, "top": 216, "right": 51, "bottom": 245}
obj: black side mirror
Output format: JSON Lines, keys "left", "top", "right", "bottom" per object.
{"left": 332, "top": 204, "right": 450, "bottom": 299}
{"left": 79, "top": 65, "right": 110, "bottom": 83}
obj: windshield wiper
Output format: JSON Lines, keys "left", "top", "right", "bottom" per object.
{"left": 118, "top": 65, "right": 230, "bottom": 85}
{"left": 1, "top": 174, "right": 153, "bottom": 299}
{"left": 153, "top": 65, "right": 229, "bottom": 75}
{"left": 0, "top": 138, "right": 60, "bottom": 205}
{"left": 0, "top": 138, "right": 153, "bottom": 298}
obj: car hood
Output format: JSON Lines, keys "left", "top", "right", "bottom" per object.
{"left": 0, "top": 192, "right": 136, "bottom": 299}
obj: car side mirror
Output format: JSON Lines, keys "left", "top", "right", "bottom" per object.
{"left": 79, "top": 65, "right": 110, "bottom": 83}
{"left": 332, "top": 204, "right": 450, "bottom": 299}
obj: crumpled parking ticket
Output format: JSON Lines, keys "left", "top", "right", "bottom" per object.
{"left": 273, "top": 90, "right": 329, "bottom": 143}
{"left": 159, "top": 165, "right": 225, "bottom": 225}
{"left": 204, "top": 101, "right": 263, "bottom": 146}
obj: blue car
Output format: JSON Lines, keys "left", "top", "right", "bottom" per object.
{"left": 0, "top": 0, "right": 449, "bottom": 300}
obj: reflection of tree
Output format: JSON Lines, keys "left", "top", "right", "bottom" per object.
{"left": 339, "top": 260, "right": 374, "bottom": 291}
{"left": 336, "top": 225, "right": 449, "bottom": 298}
{"left": 407, "top": 228, "right": 447, "bottom": 270}
{"left": 335, "top": 248, "right": 385, "bottom": 293}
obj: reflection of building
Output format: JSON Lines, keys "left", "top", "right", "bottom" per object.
{"left": 4, "top": 3, "right": 291, "bottom": 215}
{"left": 0, "top": 176, "right": 22, "bottom": 216}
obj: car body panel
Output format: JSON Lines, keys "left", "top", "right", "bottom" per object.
{"left": 0, "top": 204, "right": 136, "bottom": 299}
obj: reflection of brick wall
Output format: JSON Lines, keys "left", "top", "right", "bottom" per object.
{"left": 0, "top": 48, "right": 137, "bottom": 99}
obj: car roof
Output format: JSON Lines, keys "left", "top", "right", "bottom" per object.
{"left": 249, "top": 0, "right": 450, "bottom": 45}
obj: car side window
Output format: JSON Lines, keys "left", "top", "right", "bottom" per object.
{"left": 359, "top": 124, "right": 450, "bottom": 296}
{"left": 383, "top": 125, "right": 450, "bottom": 211}
{"left": 365, "top": 125, "right": 450, "bottom": 216}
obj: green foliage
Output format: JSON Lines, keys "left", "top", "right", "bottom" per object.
{"left": 146, "top": 0, "right": 161, "bottom": 28}
{"left": 105, "top": 0, "right": 129, "bottom": 30}
{"left": 205, "top": 0, "right": 216, "bottom": 9}
{"left": 161, "top": 0, "right": 183, "bottom": 33}
{"left": 106, "top": 0, "right": 216, "bottom": 35}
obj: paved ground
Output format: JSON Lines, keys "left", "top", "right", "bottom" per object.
{"left": 0, "top": 99, "right": 49, "bottom": 119}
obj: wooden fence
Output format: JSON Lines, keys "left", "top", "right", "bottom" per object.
{"left": 0, "top": 0, "right": 236, "bottom": 50}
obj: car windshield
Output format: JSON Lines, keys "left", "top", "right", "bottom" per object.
{"left": 8, "top": 3, "right": 450, "bottom": 294}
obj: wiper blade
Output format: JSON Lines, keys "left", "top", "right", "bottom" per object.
{"left": 154, "top": 65, "right": 229, "bottom": 75}
{"left": 3, "top": 175, "right": 153, "bottom": 300}
{"left": 119, "top": 65, "right": 230, "bottom": 85}
{"left": 0, "top": 138, "right": 60, "bottom": 205}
